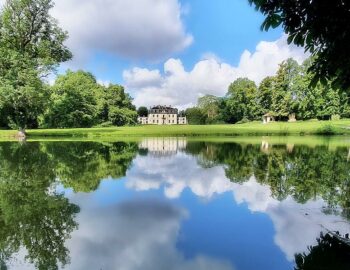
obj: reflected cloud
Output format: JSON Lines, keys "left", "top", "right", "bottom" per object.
{"left": 125, "top": 152, "right": 350, "bottom": 261}
{"left": 127, "top": 153, "right": 230, "bottom": 199}
{"left": 65, "top": 198, "right": 233, "bottom": 270}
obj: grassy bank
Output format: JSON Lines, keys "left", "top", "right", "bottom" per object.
{"left": 0, "top": 119, "right": 350, "bottom": 139}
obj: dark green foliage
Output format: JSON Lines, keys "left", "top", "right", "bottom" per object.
{"left": 42, "top": 70, "right": 137, "bottom": 128}
{"left": 137, "top": 106, "right": 148, "bottom": 117}
{"left": 98, "top": 84, "right": 137, "bottom": 126}
{"left": 42, "top": 70, "right": 99, "bottom": 128}
{"left": 248, "top": 0, "right": 350, "bottom": 91}
{"left": 0, "top": 1, "right": 137, "bottom": 130}
{"left": 185, "top": 107, "right": 207, "bottom": 124}
{"left": 0, "top": 0, "right": 72, "bottom": 130}
{"left": 198, "top": 95, "right": 220, "bottom": 123}
{"left": 224, "top": 78, "right": 258, "bottom": 123}
{"left": 295, "top": 233, "right": 350, "bottom": 270}
{"left": 316, "top": 124, "right": 336, "bottom": 135}
{"left": 209, "top": 57, "right": 350, "bottom": 123}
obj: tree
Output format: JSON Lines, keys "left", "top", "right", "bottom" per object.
{"left": 257, "top": 76, "right": 275, "bottom": 115}
{"left": 224, "top": 78, "right": 258, "bottom": 123}
{"left": 98, "top": 84, "right": 137, "bottom": 126}
{"left": 185, "top": 107, "right": 207, "bottom": 125}
{"left": 271, "top": 59, "right": 299, "bottom": 119}
{"left": 42, "top": 71, "right": 137, "bottom": 128}
{"left": 42, "top": 70, "right": 100, "bottom": 128}
{"left": 0, "top": 64, "right": 49, "bottom": 129}
{"left": 197, "top": 95, "right": 220, "bottom": 123}
{"left": 248, "top": 0, "right": 350, "bottom": 91}
{"left": 137, "top": 106, "right": 148, "bottom": 117}
{"left": 0, "top": 0, "right": 72, "bottom": 130}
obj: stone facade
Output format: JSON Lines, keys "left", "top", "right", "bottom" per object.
{"left": 138, "top": 117, "right": 148, "bottom": 124}
{"left": 137, "top": 105, "right": 187, "bottom": 125}
{"left": 178, "top": 117, "right": 187, "bottom": 125}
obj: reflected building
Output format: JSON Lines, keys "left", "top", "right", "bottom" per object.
{"left": 139, "top": 137, "right": 187, "bottom": 156}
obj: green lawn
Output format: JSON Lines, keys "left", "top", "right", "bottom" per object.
{"left": 0, "top": 119, "right": 350, "bottom": 139}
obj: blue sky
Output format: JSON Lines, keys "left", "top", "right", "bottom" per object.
{"left": 49, "top": 0, "right": 307, "bottom": 108}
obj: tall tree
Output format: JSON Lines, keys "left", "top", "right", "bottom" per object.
{"left": 248, "top": 0, "right": 350, "bottom": 91}
{"left": 257, "top": 76, "right": 275, "bottom": 115}
{"left": 42, "top": 70, "right": 100, "bottom": 128}
{"left": 185, "top": 107, "right": 207, "bottom": 125}
{"left": 271, "top": 59, "right": 299, "bottom": 119}
{"left": 0, "top": 0, "right": 72, "bottom": 130}
{"left": 224, "top": 78, "right": 258, "bottom": 123}
{"left": 99, "top": 84, "right": 137, "bottom": 126}
{"left": 197, "top": 95, "right": 220, "bottom": 123}
{"left": 137, "top": 106, "right": 148, "bottom": 117}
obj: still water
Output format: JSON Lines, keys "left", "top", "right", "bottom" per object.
{"left": 0, "top": 137, "right": 349, "bottom": 270}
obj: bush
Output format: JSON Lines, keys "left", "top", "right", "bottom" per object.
{"left": 236, "top": 118, "right": 250, "bottom": 124}
{"left": 94, "top": 121, "right": 114, "bottom": 128}
{"left": 317, "top": 124, "right": 336, "bottom": 135}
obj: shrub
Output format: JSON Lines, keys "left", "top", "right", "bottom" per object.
{"left": 94, "top": 121, "right": 113, "bottom": 128}
{"left": 236, "top": 118, "right": 250, "bottom": 124}
{"left": 317, "top": 124, "right": 336, "bottom": 135}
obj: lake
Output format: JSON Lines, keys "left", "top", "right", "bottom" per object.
{"left": 0, "top": 137, "right": 349, "bottom": 270}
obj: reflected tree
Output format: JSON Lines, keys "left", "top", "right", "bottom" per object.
{"left": 0, "top": 140, "right": 139, "bottom": 268}
{"left": 191, "top": 141, "right": 350, "bottom": 217}
{"left": 0, "top": 142, "right": 79, "bottom": 269}
{"left": 294, "top": 232, "right": 350, "bottom": 270}
{"left": 44, "top": 141, "right": 138, "bottom": 192}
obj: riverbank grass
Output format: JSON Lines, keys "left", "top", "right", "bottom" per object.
{"left": 0, "top": 119, "right": 345, "bottom": 138}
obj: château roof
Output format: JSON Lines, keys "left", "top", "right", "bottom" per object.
{"left": 149, "top": 105, "right": 178, "bottom": 114}
{"left": 150, "top": 105, "right": 174, "bottom": 110}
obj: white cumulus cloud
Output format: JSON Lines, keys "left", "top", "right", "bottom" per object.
{"left": 125, "top": 35, "right": 308, "bottom": 108}
{"left": 50, "top": 0, "right": 192, "bottom": 63}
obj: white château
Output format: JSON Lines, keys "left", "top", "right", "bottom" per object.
{"left": 137, "top": 105, "right": 187, "bottom": 125}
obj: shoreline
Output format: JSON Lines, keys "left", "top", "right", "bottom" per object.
{"left": 0, "top": 120, "right": 350, "bottom": 139}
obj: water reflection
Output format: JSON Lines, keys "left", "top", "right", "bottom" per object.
{"left": 45, "top": 141, "right": 138, "bottom": 192}
{"left": 184, "top": 141, "right": 350, "bottom": 217}
{"left": 0, "top": 138, "right": 349, "bottom": 269}
{"left": 138, "top": 137, "right": 187, "bottom": 156}
{"left": 64, "top": 197, "right": 233, "bottom": 270}
{"left": 295, "top": 232, "right": 350, "bottom": 270}
{"left": 0, "top": 143, "right": 79, "bottom": 269}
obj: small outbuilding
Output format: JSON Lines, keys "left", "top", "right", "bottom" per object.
{"left": 262, "top": 113, "right": 275, "bottom": 124}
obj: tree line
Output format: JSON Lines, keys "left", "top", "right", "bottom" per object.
{"left": 0, "top": 0, "right": 137, "bottom": 130}
{"left": 185, "top": 57, "right": 350, "bottom": 124}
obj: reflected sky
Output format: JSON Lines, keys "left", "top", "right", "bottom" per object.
{"left": 1, "top": 138, "right": 349, "bottom": 270}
